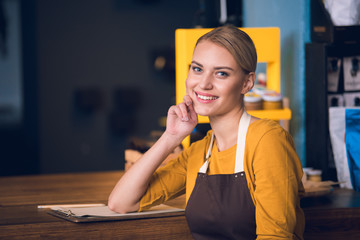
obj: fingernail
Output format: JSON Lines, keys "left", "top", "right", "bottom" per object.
{"left": 181, "top": 117, "right": 189, "bottom": 121}
{"left": 186, "top": 101, "right": 191, "bottom": 106}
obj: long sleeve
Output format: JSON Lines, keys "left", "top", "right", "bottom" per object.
{"left": 138, "top": 148, "right": 188, "bottom": 211}
{"left": 248, "top": 126, "right": 305, "bottom": 239}
{"left": 139, "top": 132, "right": 212, "bottom": 211}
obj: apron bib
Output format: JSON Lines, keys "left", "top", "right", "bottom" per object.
{"left": 185, "top": 111, "right": 256, "bottom": 240}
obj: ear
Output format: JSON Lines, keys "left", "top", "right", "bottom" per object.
{"left": 241, "top": 72, "right": 255, "bottom": 94}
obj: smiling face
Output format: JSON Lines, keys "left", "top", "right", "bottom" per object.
{"left": 186, "top": 40, "right": 253, "bottom": 118}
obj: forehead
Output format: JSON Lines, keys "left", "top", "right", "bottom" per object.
{"left": 192, "top": 40, "right": 237, "bottom": 67}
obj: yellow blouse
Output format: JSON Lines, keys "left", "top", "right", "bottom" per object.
{"left": 139, "top": 119, "right": 305, "bottom": 240}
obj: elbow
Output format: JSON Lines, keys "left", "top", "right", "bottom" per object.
{"left": 108, "top": 197, "right": 125, "bottom": 214}
{"left": 108, "top": 197, "right": 138, "bottom": 214}
{"left": 107, "top": 198, "right": 119, "bottom": 213}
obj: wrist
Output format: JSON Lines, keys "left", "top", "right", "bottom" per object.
{"left": 161, "top": 131, "right": 184, "bottom": 149}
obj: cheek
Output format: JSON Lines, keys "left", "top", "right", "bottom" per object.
{"left": 185, "top": 78, "right": 190, "bottom": 94}
{"left": 222, "top": 83, "right": 243, "bottom": 100}
{"left": 185, "top": 76, "right": 195, "bottom": 92}
{"left": 185, "top": 77, "right": 197, "bottom": 103}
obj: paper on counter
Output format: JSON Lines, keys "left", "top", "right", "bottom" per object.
{"left": 51, "top": 204, "right": 184, "bottom": 218}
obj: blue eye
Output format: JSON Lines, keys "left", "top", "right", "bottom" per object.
{"left": 217, "top": 71, "right": 228, "bottom": 77}
{"left": 192, "top": 66, "right": 202, "bottom": 72}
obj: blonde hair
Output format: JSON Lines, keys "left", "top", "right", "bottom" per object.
{"left": 196, "top": 25, "right": 257, "bottom": 73}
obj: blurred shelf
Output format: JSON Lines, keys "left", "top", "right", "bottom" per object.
{"left": 195, "top": 108, "right": 291, "bottom": 123}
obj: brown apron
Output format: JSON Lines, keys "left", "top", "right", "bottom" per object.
{"left": 185, "top": 112, "right": 256, "bottom": 240}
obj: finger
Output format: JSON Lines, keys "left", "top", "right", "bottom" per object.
{"left": 168, "top": 105, "right": 182, "bottom": 118}
{"left": 187, "top": 101, "right": 198, "bottom": 121}
{"left": 184, "top": 95, "right": 196, "bottom": 114}
{"left": 183, "top": 95, "right": 197, "bottom": 119}
{"left": 169, "top": 104, "right": 190, "bottom": 122}
{"left": 183, "top": 95, "right": 193, "bottom": 106}
{"left": 178, "top": 102, "right": 190, "bottom": 121}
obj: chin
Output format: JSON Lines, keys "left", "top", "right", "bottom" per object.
{"left": 194, "top": 106, "right": 213, "bottom": 117}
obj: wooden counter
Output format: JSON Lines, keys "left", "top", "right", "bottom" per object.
{"left": 1, "top": 171, "right": 360, "bottom": 239}
{"left": 302, "top": 188, "right": 360, "bottom": 239}
{"left": 0, "top": 171, "right": 191, "bottom": 239}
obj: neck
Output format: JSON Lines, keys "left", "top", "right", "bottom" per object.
{"left": 209, "top": 108, "right": 244, "bottom": 152}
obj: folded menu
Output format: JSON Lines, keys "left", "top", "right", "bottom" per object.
{"left": 49, "top": 204, "right": 185, "bottom": 223}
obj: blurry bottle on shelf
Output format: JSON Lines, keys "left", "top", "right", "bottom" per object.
{"left": 244, "top": 92, "right": 263, "bottom": 111}
{"left": 257, "top": 72, "right": 267, "bottom": 87}
{"left": 262, "top": 92, "right": 283, "bottom": 110}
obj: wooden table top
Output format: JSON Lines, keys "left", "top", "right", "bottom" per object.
{"left": 1, "top": 171, "right": 360, "bottom": 239}
{"left": 0, "top": 171, "right": 191, "bottom": 239}
{"left": 0, "top": 171, "right": 122, "bottom": 207}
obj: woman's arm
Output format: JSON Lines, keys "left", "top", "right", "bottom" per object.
{"left": 108, "top": 96, "right": 197, "bottom": 213}
{"left": 253, "top": 128, "right": 304, "bottom": 239}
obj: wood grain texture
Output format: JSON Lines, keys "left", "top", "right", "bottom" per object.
{"left": 0, "top": 171, "right": 192, "bottom": 239}
{"left": 1, "top": 171, "right": 360, "bottom": 239}
{"left": 0, "top": 215, "right": 192, "bottom": 240}
{"left": 0, "top": 171, "right": 121, "bottom": 207}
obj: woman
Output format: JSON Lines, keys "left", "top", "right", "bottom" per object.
{"left": 108, "top": 25, "right": 305, "bottom": 239}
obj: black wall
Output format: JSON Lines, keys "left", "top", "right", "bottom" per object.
{"left": 1, "top": 0, "right": 198, "bottom": 175}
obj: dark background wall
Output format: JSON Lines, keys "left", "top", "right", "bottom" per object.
{"left": 36, "top": 0, "right": 199, "bottom": 173}
{"left": 1, "top": 0, "right": 200, "bottom": 175}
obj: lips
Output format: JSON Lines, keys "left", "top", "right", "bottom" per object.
{"left": 195, "top": 91, "right": 219, "bottom": 102}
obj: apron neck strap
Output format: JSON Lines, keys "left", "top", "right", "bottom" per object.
{"left": 199, "top": 111, "right": 251, "bottom": 174}
{"left": 235, "top": 111, "right": 251, "bottom": 173}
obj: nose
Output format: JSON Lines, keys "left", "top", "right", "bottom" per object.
{"left": 199, "top": 72, "right": 213, "bottom": 90}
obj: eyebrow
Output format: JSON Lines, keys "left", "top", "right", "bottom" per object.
{"left": 191, "top": 61, "right": 235, "bottom": 71}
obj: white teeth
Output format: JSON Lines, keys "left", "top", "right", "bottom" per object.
{"left": 197, "top": 94, "right": 218, "bottom": 100}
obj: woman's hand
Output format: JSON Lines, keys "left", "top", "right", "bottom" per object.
{"left": 165, "top": 95, "right": 198, "bottom": 141}
{"left": 108, "top": 96, "right": 197, "bottom": 214}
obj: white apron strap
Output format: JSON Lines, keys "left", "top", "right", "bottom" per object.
{"left": 198, "top": 111, "right": 251, "bottom": 174}
{"left": 234, "top": 111, "right": 251, "bottom": 173}
{"left": 198, "top": 133, "right": 214, "bottom": 173}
